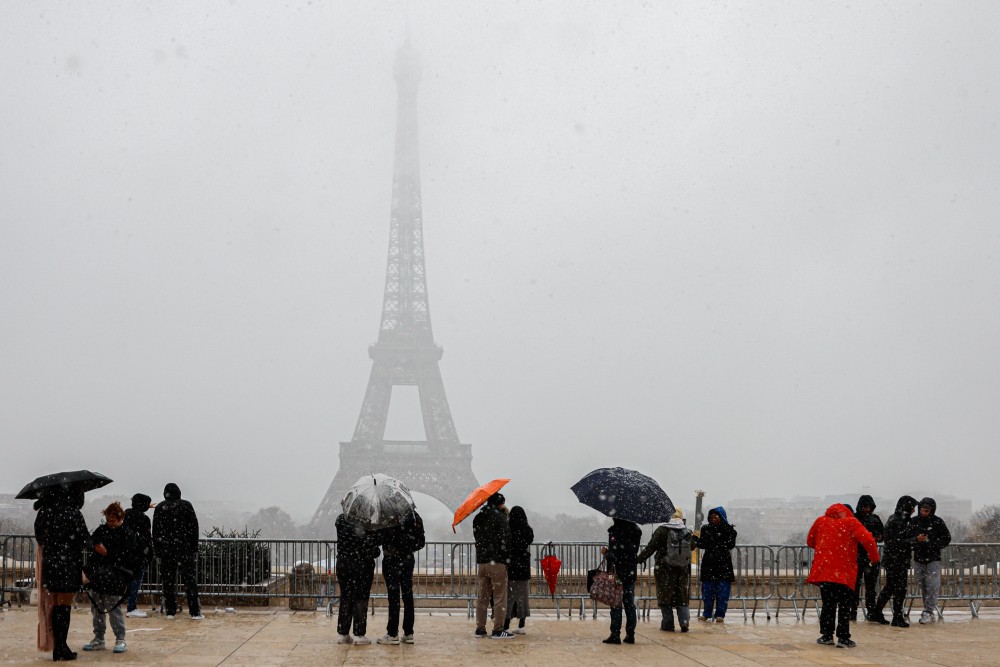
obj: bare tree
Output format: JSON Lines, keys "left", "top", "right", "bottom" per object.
{"left": 970, "top": 505, "right": 1000, "bottom": 542}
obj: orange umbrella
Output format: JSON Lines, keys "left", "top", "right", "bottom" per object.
{"left": 451, "top": 478, "right": 510, "bottom": 532}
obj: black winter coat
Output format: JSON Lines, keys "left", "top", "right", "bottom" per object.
{"left": 606, "top": 520, "right": 642, "bottom": 584}
{"left": 696, "top": 522, "right": 737, "bottom": 582}
{"left": 336, "top": 513, "right": 380, "bottom": 575}
{"left": 881, "top": 496, "right": 918, "bottom": 569}
{"left": 473, "top": 505, "right": 511, "bottom": 565}
{"left": 507, "top": 520, "right": 535, "bottom": 581}
{"left": 152, "top": 497, "right": 199, "bottom": 561}
{"left": 123, "top": 508, "right": 153, "bottom": 563}
{"left": 854, "top": 495, "right": 885, "bottom": 566}
{"left": 912, "top": 498, "right": 951, "bottom": 564}
{"left": 34, "top": 492, "right": 91, "bottom": 593}
{"left": 379, "top": 510, "right": 425, "bottom": 560}
{"left": 87, "top": 524, "right": 140, "bottom": 595}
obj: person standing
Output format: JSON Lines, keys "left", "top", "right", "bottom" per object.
{"left": 152, "top": 483, "right": 203, "bottom": 620}
{"left": 870, "top": 495, "right": 918, "bottom": 627}
{"left": 122, "top": 493, "right": 154, "bottom": 618}
{"left": 335, "top": 512, "right": 379, "bottom": 645}
{"left": 807, "top": 503, "right": 880, "bottom": 649}
{"left": 473, "top": 492, "right": 514, "bottom": 639}
{"left": 34, "top": 484, "right": 91, "bottom": 662}
{"left": 602, "top": 517, "right": 642, "bottom": 645}
{"left": 82, "top": 502, "right": 138, "bottom": 655}
{"left": 912, "top": 497, "right": 951, "bottom": 624}
{"left": 503, "top": 506, "right": 534, "bottom": 634}
{"left": 376, "top": 509, "right": 425, "bottom": 645}
{"left": 637, "top": 509, "right": 693, "bottom": 632}
{"left": 696, "top": 506, "right": 737, "bottom": 623}
{"left": 851, "top": 495, "right": 884, "bottom": 621}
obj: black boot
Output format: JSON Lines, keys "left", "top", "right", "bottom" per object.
{"left": 51, "top": 606, "right": 77, "bottom": 661}
{"left": 891, "top": 615, "right": 909, "bottom": 628}
{"left": 602, "top": 633, "right": 621, "bottom": 644}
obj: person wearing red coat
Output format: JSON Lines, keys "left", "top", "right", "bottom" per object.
{"left": 806, "top": 503, "right": 880, "bottom": 649}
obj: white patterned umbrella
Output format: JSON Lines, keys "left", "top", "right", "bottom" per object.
{"left": 341, "top": 474, "right": 416, "bottom": 529}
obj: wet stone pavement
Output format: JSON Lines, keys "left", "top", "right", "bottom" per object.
{"left": 2, "top": 605, "right": 1000, "bottom": 666}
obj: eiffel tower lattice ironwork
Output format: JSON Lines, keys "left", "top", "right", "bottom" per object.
{"left": 312, "top": 42, "right": 478, "bottom": 533}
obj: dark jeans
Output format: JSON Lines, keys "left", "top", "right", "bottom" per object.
{"left": 875, "top": 566, "right": 908, "bottom": 618}
{"left": 819, "top": 582, "right": 853, "bottom": 640}
{"left": 609, "top": 577, "right": 636, "bottom": 637}
{"left": 337, "top": 564, "right": 374, "bottom": 637}
{"left": 383, "top": 554, "right": 414, "bottom": 637}
{"left": 701, "top": 580, "right": 732, "bottom": 619}
{"left": 851, "top": 562, "right": 880, "bottom": 617}
{"left": 126, "top": 567, "right": 146, "bottom": 612}
{"left": 161, "top": 556, "right": 201, "bottom": 617}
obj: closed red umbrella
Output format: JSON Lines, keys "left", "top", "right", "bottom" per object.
{"left": 540, "top": 550, "right": 562, "bottom": 598}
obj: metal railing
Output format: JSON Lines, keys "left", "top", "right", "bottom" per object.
{"left": 5, "top": 535, "right": 1000, "bottom": 621}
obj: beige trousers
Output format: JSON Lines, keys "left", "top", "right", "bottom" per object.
{"left": 475, "top": 562, "right": 508, "bottom": 633}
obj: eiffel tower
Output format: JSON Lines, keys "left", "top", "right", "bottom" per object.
{"left": 312, "top": 41, "right": 479, "bottom": 534}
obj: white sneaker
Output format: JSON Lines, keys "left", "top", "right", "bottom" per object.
{"left": 336, "top": 634, "right": 353, "bottom": 644}
{"left": 353, "top": 635, "right": 371, "bottom": 646}
{"left": 402, "top": 634, "right": 414, "bottom": 644}
{"left": 376, "top": 634, "right": 400, "bottom": 645}
{"left": 919, "top": 612, "right": 935, "bottom": 624}
{"left": 190, "top": 614, "right": 205, "bottom": 620}
{"left": 126, "top": 610, "right": 148, "bottom": 618}
{"left": 165, "top": 615, "right": 176, "bottom": 620}
{"left": 512, "top": 627, "right": 526, "bottom": 635}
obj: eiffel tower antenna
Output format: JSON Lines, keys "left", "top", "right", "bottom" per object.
{"left": 312, "top": 40, "right": 479, "bottom": 533}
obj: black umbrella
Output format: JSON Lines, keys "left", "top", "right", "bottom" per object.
{"left": 571, "top": 467, "right": 674, "bottom": 525}
{"left": 15, "top": 469, "right": 113, "bottom": 500}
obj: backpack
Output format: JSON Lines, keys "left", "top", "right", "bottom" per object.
{"left": 663, "top": 527, "right": 693, "bottom": 567}
{"left": 408, "top": 511, "right": 426, "bottom": 552}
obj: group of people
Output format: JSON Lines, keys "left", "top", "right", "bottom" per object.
{"left": 33, "top": 482, "right": 203, "bottom": 661}
{"left": 595, "top": 506, "right": 737, "bottom": 643}
{"left": 806, "top": 494, "right": 952, "bottom": 649}
{"left": 32, "top": 483, "right": 956, "bottom": 658}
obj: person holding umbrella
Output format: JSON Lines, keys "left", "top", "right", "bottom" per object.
{"left": 335, "top": 512, "right": 380, "bottom": 645}
{"left": 473, "top": 492, "right": 514, "bottom": 639}
{"left": 33, "top": 483, "right": 91, "bottom": 662}
{"left": 601, "top": 518, "right": 642, "bottom": 644}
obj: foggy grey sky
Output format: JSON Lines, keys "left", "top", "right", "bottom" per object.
{"left": 2, "top": 2, "right": 999, "bottom": 526}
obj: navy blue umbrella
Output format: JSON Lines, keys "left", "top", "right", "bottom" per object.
{"left": 571, "top": 467, "right": 674, "bottom": 525}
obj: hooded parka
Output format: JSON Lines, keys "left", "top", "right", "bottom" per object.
{"left": 696, "top": 507, "right": 737, "bottom": 582}
{"left": 853, "top": 495, "right": 884, "bottom": 566}
{"left": 912, "top": 497, "right": 951, "bottom": 564}
{"left": 806, "top": 503, "right": 880, "bottom": 589}
{"left": 881, "top": 496, "right": 918, "bottom": 569}
{"left": 152, "top": 483, "right": 199, "bottom": 561}
{"left": 123, "top": 493, "right": 153, "bottom": 562}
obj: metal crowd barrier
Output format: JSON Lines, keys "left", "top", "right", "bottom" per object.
{"left": 4, "top": 534, "right": 1000, "bottom": 621}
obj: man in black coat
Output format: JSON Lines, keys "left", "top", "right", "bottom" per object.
{"left": 695, "top": 506, "right": 737, "bottom": 622}
{"left": 912, "top": 497, "right": 951, "bottom": 624}
{"left": 852, "top": 495, "right": 884, "bottom": 621}
{"left": 473, "top": 492, "right": 513, "bottom": 639}
{"left": 375, "top": 509, "right": 425, "bottom": 645}
{"left": 870, "top": 495, "right": 917, "bottom": 626}
{"left": 152, "top": 483, "right": 203, "bottom": 619}
{"left": 122, "top": 493, "right": 154, "bottom": 618}
{"left": 602, "top": 517, "right": 642, "bottom": 644}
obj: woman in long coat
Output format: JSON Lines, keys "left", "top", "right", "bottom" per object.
{"left": 503, "top": 506, "right": 534, "bottom": 634}
{"left": 34, "top": 484, "right": 91, "bottom": 661}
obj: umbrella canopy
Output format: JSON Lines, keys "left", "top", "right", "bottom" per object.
{"left": 15, "top": 469, "right": 113, "bottom": 500}
{"left": 570, "top": 467, "right": 674, "bottom": 525}
{"left": 340, "top": 474, "right": 416, "bottom": 529}
{"left": 451, "top": 478, "right": 510, "bottom": 532}
{"left": 540, "top": 552, "right": 562, "bottom": 598}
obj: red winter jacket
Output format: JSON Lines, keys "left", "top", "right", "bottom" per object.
{"left": 806, "top": 503, "right": 880, "bottom": 589}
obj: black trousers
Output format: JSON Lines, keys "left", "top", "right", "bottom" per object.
{"left": 851, "top": 562, "right": 880, "bottom": 617}
{"left": 875, "top": 566, "right": 908, "bottom": 618}
{"left": 337, "top": 564, "right": 374, "bottom": 637}
{"left": 383, "top": 554, "right": 415, "bottom": 637}
{"left": 819, "top": 582, "right": 853, "bottom": 640}
{"left": 161, "top": 555, "right": 201, "bottom": 616}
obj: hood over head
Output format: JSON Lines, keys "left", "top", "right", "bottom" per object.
{"left": 824, "top": 503, "right": 853, "bottom": 519}
{"left": 856, "top": 495, "right": 876, "bottom": 512}
{"left": 708, "top": 507, "right": 729, "bottom": 524}
{"left": 163, "top": 483, "right": 182, "bottom": 501}
{"left": 131, "top": 493, "right": 152, "bottom": 511}
{"left": 919, "top": 497, "right": 936, "bottom": 515}
{"left": 895, "top": 495, "right": 919, "bottom": 515}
